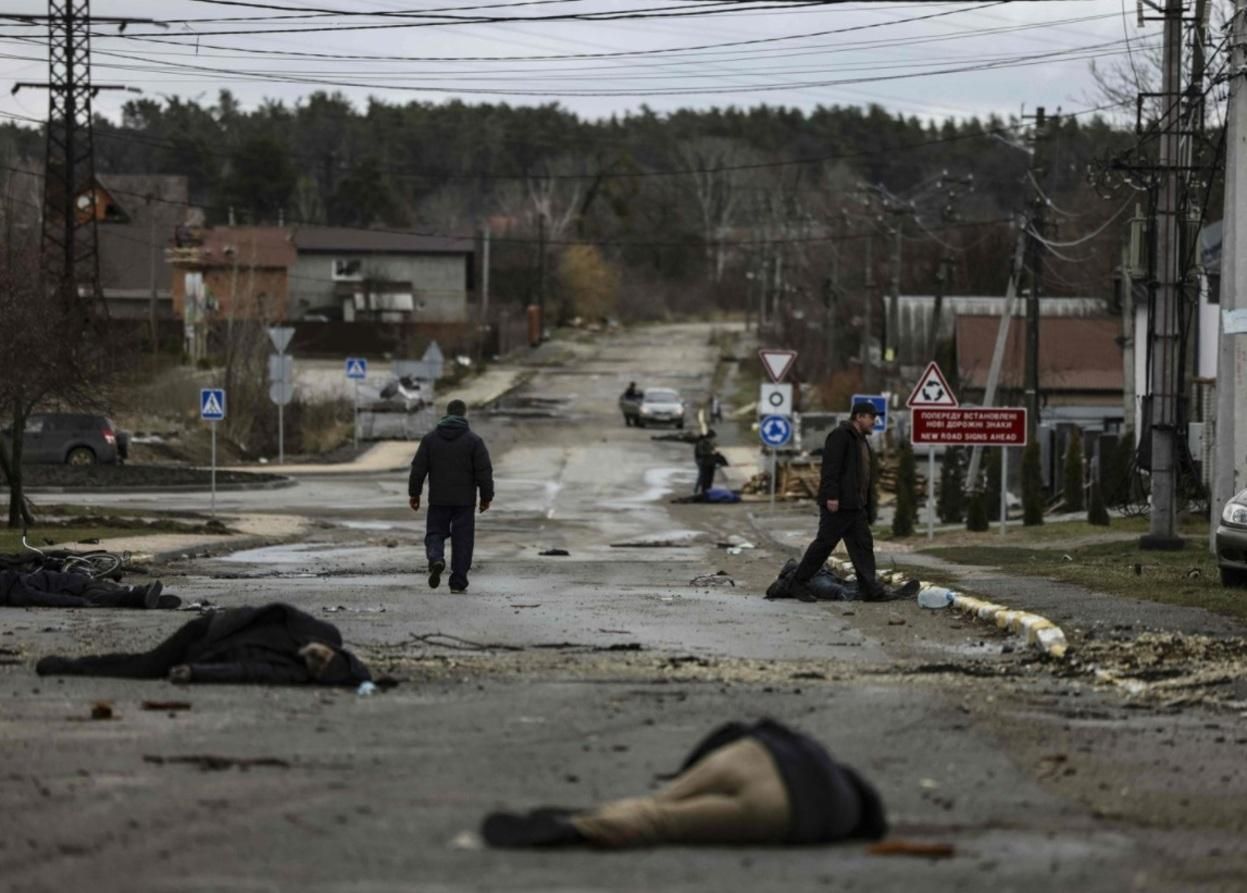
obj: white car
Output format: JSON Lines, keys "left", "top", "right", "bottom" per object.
{"left": 1216, "top": 487, "right": 1247, "bottom": 587}
{"left": 637, "top": 388, "right": 686, "bottom": 429}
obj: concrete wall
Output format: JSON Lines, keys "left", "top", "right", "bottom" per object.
{"left": 289, "top": 253, "right": 471, "bottom": 323}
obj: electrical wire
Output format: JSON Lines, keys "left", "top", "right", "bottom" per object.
{"left": 1026, "top": 198, "right": 1133, "bottom": 247}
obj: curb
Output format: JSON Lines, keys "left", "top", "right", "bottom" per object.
{"left": 10, "top": 476, "right": 298, "bottom": 495}
{"left": 823, "top": 557, "right": 1070, "bottom": 660}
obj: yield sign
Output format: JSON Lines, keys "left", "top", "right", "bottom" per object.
{"left": 267, "top": 326, "right": 295, "bottom": 354}
{"left": 906, "top": 361, "right": 959, "bottom": 408}
{"left": 758, "top": 349, "right": 797, "bottom": 383}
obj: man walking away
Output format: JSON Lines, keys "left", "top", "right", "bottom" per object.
{"left": 409, "top": 399, "right": 494, "bottom": 593}
{"left": 788, "top": 403, "right": 917, "bottom": 603}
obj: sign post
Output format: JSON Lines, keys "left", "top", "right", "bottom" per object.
{"left": 757, "top": 349, "right": 797, "bottom": 513}
{"left": 760, "top": 414, "right": 793, "bottom": 511}
{"left": 200, "top": 388, "right": 226, "bottom": 516}
{"left": 267, "top": 327, "right": 295, "bottom": 465}
{"left": 906, "top": 362, "right": 959, "bottom": 541}
{"left": 345, "top": 357, "right": 368, "bottom": 448}
{"left": 1000, "top": 448, "right": 1009, "bottom": 537}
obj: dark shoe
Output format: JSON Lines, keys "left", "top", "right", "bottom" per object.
{"left": 789, "top": 579, "right": 817, "bottom": 603}
{"left": 895, "top": 579, "right": 921, "bottom": 600}
{"left": 481, "top": 810, "right": 586, "bottom": 848}
{"left": 428, "top": 559, "right": 445, "bottom": 590}
{"left": 141, "top": 580, "right": 163, "bottom": 609}
{"left": 35, "top": 656, "right": 77, "bottom": 676}
{"left": 155, "top": 594, "right": 183, "bottom": 610}
{"left": 450, "top": 585, "right": 468, "bottom": 594}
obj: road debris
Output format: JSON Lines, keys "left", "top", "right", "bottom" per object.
{"left": 539, "top": 549, "right": 570, "bottom": 557}
{"left": 322, "top": 605, "right": 387, "bottom": 614}
{"left": 868, "top": 840, "right": 955, "bottom": 859}
{"left": 90, "top": 701, "right": 114, "bottom": 720}
{"left": 689, "top": 571, "right": 735, "bottom": 587}
{"left": 141, "top": 700, "right": 192, "bottom": 712}
{"left": 143, "top": 754, "right": 291, "bottom": 771}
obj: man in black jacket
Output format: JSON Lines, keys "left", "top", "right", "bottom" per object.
{"left": 409, "top": 399, "right": 495, "bottom": 593}
{"left": 789, "top": 402, "right": 911, "bottom": 603}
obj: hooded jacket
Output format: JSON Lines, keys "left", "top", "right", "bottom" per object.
{"left": 408, "top": 416, "right": 495, "bottom": 507}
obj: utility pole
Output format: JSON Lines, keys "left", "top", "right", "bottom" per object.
{"left": 887, "top": 215, "right": 903, "bottom": 363}
{"left": 480, "top": 222, "right": 491, "bottom": 361}
{"left": 1214, "top": 0, "right": 1247, "bottom": 550}
{"left": 1023, "top": 106, "right": 1052, "bottom": 444}
{"left": 10, "top": 2, "right": 147, "bottom": 316}
{"left": 536, "top": 212, "right": 547, "bottom": 321}
{"left": 862, "top": 235, "right": 876, "bottom": 391}
{"left": 1141, "top": 0, "right": 1187, "bottom": 551}
{"left": 928, "top": 255, "right": 955, "bottom": 359}
{"left": 1120, "top": 210, "right": 1141, "bottom": 434}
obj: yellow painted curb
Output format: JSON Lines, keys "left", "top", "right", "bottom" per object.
{"left": 828, "top": 558, "right": 1069, "bottom": 659}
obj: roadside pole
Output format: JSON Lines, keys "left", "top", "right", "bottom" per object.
{"left": 278, "top": 402, "right": 284, "bottom": 466}
{"left": 267, "top": 327, "right": 295, "bottom": 468}
{"left": 1000, "top": 448, "right": 1008, "bottom": 537}
{"left": 211, "top": 421, "right": 217, "bottom": 516}
{"left": 927, "top": 447, "right": 935, "bottom": 541}
{"left": 1214, "top": 0, "right": 1247, "bottom": 552}
{"left": 200, "top": 388, "right": 226, "bottom": 519}
{"left": 346, "top": 357, "right": 368, "bottom": 452}
{"left": 769, "top": 448, "right": 777, "bottom": 512}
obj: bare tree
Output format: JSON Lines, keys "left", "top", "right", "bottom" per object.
{"left": 675, "top": 138, "right": 759, "bottom": 284}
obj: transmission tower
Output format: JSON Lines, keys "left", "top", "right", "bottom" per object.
{"left": 12, "top": 2, "right": 150, "bottom": 314}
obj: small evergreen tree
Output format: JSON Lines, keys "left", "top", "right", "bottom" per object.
{"left": 1087, "top": 477, "right": 1110, "bottom": 526}
{"left": 1063, "top": 431, "right": 1085, "bottom": 512}
{"left": 892, "top": 441, "right": 917, "bottom": 537}
{"left": 937, "top": 447, "right": 966, "bottom": 523}
{"left": 983, "top": 447, "right": 1001, "bottom": 517}
{"left": 1022, "top": 441, "right": 1044, "bottom": 526}
{"left": 966, "top": 489, "right": 989, "bottom": 531}
{"left": 1104, "top": 430, "right": 1135, "bottom": 508}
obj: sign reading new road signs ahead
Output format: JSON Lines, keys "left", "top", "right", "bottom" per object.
{"left": 758, "top": 382, "right": 793, "bottom": 417}
{"left": 911, "top": 407, "right": 1028, "bottom": 446}
{"left": 345, "top": 357, "right": 368, "bottom": 380}
{"left": 906, "top": 361, "right": 958, "bottom": 408}
{"left": 851, "top": 393, "right": 888, "bottom": 433}
{"left": 200, "top": 388, "right": 226, "bottom": 421}
{"left": 758, "top": 348, "right": 797, "bottom": 383}
{"left": 759, "top": 414, "right": 793, "bottom": 448}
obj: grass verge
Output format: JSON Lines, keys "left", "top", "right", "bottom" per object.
{"left": 0, "top": 525, "right": 169, "bottom": 553}
{"left": 925, "top": 534, "right": 1247, "bottom": 623}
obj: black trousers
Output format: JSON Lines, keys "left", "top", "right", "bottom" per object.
{"left": 792, "top": 508, "right": 881, "bottom": 596}
{"left": 1, "top": 570, "right": 147, "bottom": 608}
{"left": 425, "top": 504, "right": 475, "bottom": 589}
{"left": 695, "top": 461, "right": 716, "bottom": 495}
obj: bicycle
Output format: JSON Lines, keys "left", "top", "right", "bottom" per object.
{"left": 18, "top": 533, "right": 129, "bottom": 580}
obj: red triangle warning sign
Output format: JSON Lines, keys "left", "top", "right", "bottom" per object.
{"left": 906, "top": 361, "right": 959, "bottom": 408}
{"left": 758, "top": 349, "right": 797, "bottom": 383}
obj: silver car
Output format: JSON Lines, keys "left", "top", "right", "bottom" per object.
{"left": 1216, "top": 487, "right": 1247, "bottom": 587}
{"left": 637, "top": 388, "right": 686, "bottom": 429}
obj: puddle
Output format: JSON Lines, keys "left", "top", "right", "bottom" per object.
{"left": 339, "top": 521, "right": 397, "bottom": 531}
{"left": 221, "top": 543, "right": 379, "bottom": 565}
{"left": 601, "top": 467, "right": 692, "bottom": 508}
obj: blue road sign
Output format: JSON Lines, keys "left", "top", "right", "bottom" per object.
{"left": 200, "top": 388, "right": 226, "bottom": 421}
{"left": 345, "top": 357, "right": 368, "bottom": 380}
{"left": 851, "top": 393, "right": 888, "bottom": 433}
{"left": 759, "top": 414, "right": 793, "bottom": 448}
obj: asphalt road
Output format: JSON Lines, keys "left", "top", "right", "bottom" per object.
{"left": 2, "top": 323, "right": 1245, "bottom": 893}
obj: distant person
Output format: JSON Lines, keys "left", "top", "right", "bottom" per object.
{"left": 693, "top": 429, "right": 718, "bottom": 497}
{"left": 409, "top": 399, "right": 494, "bottom": 594}
{"left": 709, "top": 393, "right": 723, "bottom": 423}
{"left": 787, "top": 403, "right": 917, "bottom": 603}
{"left": 620, "top": 381, "right": 642, "bottom": 426}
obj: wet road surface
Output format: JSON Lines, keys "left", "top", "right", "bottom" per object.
{"left": 2, "top": 324, "right": 1246, "bottom": 892}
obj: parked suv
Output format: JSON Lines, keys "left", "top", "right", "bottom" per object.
{"left": 1216, "top": 487, "right": 1247, "bottom": 587}
{"left": 16, "top": 413, "right": 128, "bottom": 465}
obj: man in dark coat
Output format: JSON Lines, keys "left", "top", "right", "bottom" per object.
{"left": 693, "top": 429, "right": 718, "bottom": 497}
{"left": 409, "top": 399, "right": 495, "bottom": 593}
{"left": 789, "top": 402, "right": 913, "bottom": 603}
{"left": 0, "top": 568, "right": 172, "bottom": 609}
{"left": 36, "top": 603, "right": 371, "bottom": 685}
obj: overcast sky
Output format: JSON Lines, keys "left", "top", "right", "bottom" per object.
{"left": 0, "top": 1, "right": 1163, "bottom": 127}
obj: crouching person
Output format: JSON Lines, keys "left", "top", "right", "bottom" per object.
{"left": 482, "top": 719, "right": 886, "bottom": 848}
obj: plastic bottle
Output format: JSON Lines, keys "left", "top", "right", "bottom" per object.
{"left": 917, "top": 586, "right": 955, "bottom": 609}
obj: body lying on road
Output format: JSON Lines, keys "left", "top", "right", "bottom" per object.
{"left": 0, "top": 569, "right": 174, "bottom": 609}
{"left": 36, "top": 603, "right": 372, "bottom": 686}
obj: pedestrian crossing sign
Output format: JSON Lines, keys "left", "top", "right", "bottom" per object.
{"left": 200, "top": 388, "right": 226, "bottom": 421}
{"left": 345, "top": 357, "right": 368, "bottom": 380}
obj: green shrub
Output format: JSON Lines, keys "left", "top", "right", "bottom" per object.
{"left": 937, "top": 447, "right": 965, "bottom": 523}
{"left": 966, "top": 490, "right": 989, "bottom": 531}
{"left": 1022, "top": 441, "right": 1044, "bottom": 526}
{"left": 1063, "top": 431, "right": 1085, "bottom": 512}
{"left": 892, "top": 442, "right": 917, "bottom": 537}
